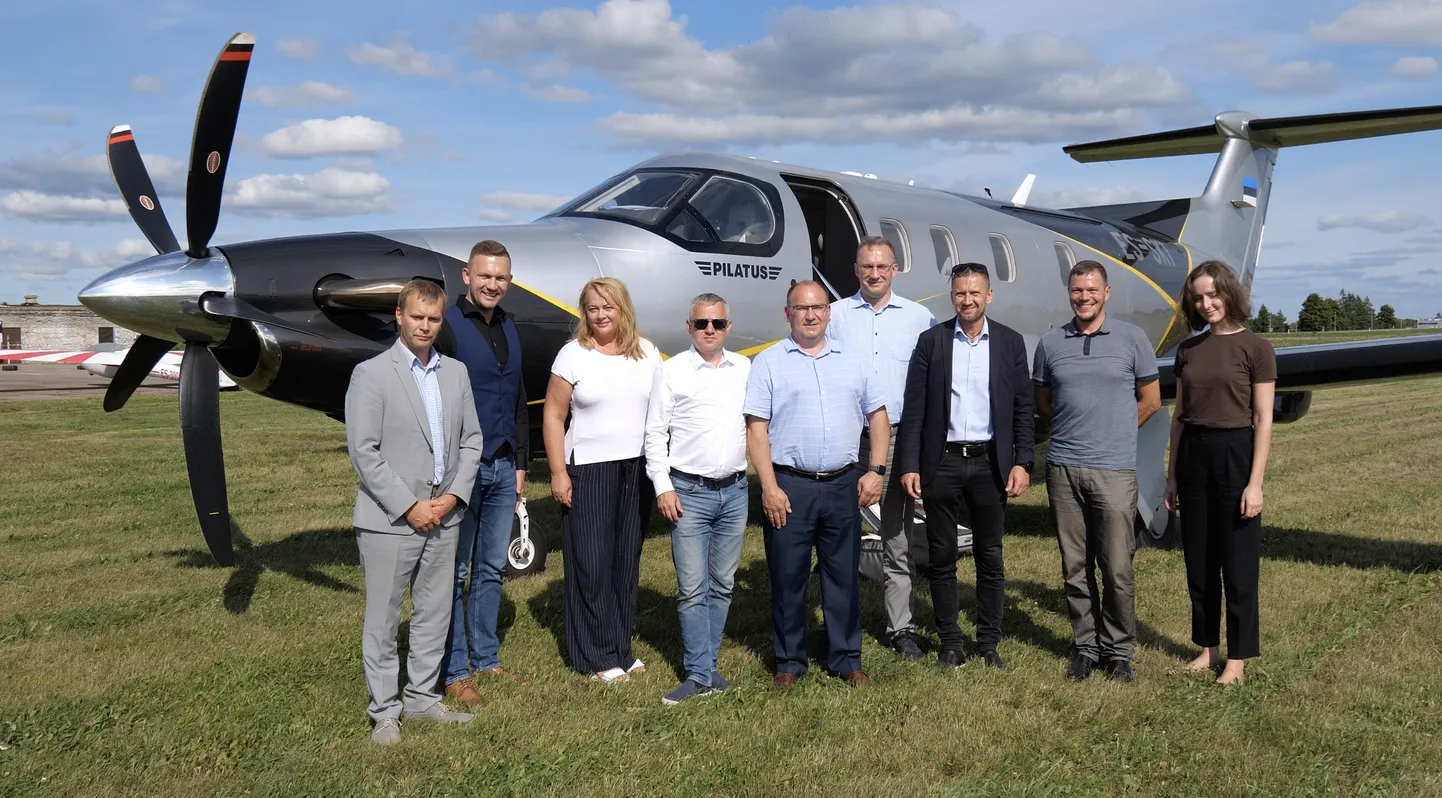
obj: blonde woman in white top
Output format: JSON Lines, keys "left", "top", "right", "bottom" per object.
{"left": 543, "top": 277, "right": 662, "bottom": 682}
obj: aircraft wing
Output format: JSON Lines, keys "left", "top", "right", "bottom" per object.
{"left": 1157, "top": 333, "right": 1442, "bottom": 399}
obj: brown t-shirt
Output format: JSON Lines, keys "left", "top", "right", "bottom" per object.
{"left": 1174, "top": 329, "right": 1277, "bottom": 428}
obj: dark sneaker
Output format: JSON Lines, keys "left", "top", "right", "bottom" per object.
{"left": 662, "top": 679, "right": 710, "bottom": 705}
{"left": 1067, "top": 653, "right": 1097, "bottom": 681}
{"left": 937, "top": 648, "right": 966, "bottom": 668}
{"left": 1105, "top": 659, "right": 1134, "bottom": 683}
{"left": 981, "top": 650, "right": 1006, "bottom": 670}
{"left": 710, "top": 673, "right": 734, "bottom": 692}
{"left": 889, "top": 631, "right": 925, "bottom": 661}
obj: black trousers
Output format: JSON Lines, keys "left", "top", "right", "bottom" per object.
{"left": 921, "top": 453, "right": 1007, "bottom": 651}
{"left": 560, "top": 457, "right": 654, "bottom": 673}
{"left": 1177, "top": 426, "right": 1261, "bottom": 660}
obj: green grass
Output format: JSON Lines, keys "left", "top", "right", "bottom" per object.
{"left": 1264, "top": 328, "right": 1439, "bottom": 347}
{"left": 2, "top": 380, "right": 1441, "bottom": 796}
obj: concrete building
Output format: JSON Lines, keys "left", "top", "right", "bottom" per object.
{"left": 0, "top": 295, "right": 139, "bottom": 350}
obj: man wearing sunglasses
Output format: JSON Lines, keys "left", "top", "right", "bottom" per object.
{"left": 898, "top": 262, "right": 1034, "bottom": 670}
{"left": 827, "top": 236, "right": 936, "bottom": 661}
{"left": 643, "top": 293, "right": 751, "bottom": 705}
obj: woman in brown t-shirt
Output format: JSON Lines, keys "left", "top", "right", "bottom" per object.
{"left": 1163, "top": 260, "right": 1276, "bottom": 686}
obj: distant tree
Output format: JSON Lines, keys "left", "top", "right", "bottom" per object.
{"left": 1376, "top": 304, "right": 1397, "bottom": 329}
{"left": 1271, "top": 310, "right": 1288, "bottom": 332}
{"left": 1323, "top": 297, "right": 1344, "bottom": 330}
{"left": 1400, "top": 317, "right": 1419, "bottom": 329}
{"left": 1338, "top": 290, "right": 1374, "bottom": 330}
{"left": 1298, "top": 293, "right": 1328, "bottom": 332}
{"left": 1251, "top": 304, "right": 1272, "bottom": 332}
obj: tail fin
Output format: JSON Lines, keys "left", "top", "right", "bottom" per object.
{"left": 1061, "top": 104, "right": 1442, "bottom": 288}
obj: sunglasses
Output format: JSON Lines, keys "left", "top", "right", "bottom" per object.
{"left": 690, "top": 318, "right": 731, "bottom": 331}
{"left": 950, "top": 262, "right": 989, "bottom": 277}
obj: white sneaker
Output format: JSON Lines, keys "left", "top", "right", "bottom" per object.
{"left": 590, "top": 667, "right": 629, "bottom": 683}
{"left": 371, "top": 718, "right": 401, "bottom": 746}
{"left": 403, "top": 702, "right": 474, "bottom": 724}
{"left": 628, "top": 659, "right": 646, "bottom": 674}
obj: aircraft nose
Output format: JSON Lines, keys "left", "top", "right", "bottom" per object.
{"left": 78, "top": 250, "right": 235, "bottom": 343}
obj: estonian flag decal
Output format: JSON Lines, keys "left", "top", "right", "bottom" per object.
{"left": 1236, "top": 177, "right": 1259, "bottom": 208}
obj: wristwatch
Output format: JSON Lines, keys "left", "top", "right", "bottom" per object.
{"left": 867, "top": 464, "right": 887, "bottom": 475}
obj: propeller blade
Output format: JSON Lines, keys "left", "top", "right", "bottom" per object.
{"left": 185, "top": 32, "right": 254, "bottom": 259}
{"left": 107, "top": 126, "right": 181, "bottom": 255}
{"left": 103, "top": 334, "right": 174, "bottom": 412}
{"left": 179, "top": 343, "right": 233, "bottom": 566}
{"left": 199, "top": 294, "right": 332, "bottom": 339}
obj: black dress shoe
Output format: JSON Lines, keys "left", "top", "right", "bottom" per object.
{"left": 981, "top": 650, "right": 1006, "bottom": 670}
{"left": 889, "top": 631, "right": 925, "bottom": 661}
{"left": 1066, "top": 652, "right": 1097, "bottom": 681}
{"left": 1105, "top": 659, "right": 1133, "bottom": 683}
{"left": 937, "top": 649, "right": 966, "bottom": 668}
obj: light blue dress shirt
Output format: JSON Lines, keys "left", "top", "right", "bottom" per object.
{"left": 827, "top": 291, "right": 936, "bottom": 425}
{"left": 947, "top": 318, "right": 994, "bottom": 443}
{"left": 743, "top": 336, "right": 884, "bottom": 472}
{"left": 399, "top": 338, "right": 446, "bottom": 485}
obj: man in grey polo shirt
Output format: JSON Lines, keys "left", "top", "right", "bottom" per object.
{"left": 1034, "top": 260, "right": 1160, "bottom": 683}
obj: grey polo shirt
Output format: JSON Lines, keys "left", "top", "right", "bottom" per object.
{"left": 1033, "top": 318, "right": 1158, "bottom": 471}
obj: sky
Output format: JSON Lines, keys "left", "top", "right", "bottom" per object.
{"left": 2, "top": 0, "right": 1442, "bottom": 319}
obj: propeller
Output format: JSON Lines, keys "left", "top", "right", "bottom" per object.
{"left": 101, "top": 33, "right": 255, "bottom": 565}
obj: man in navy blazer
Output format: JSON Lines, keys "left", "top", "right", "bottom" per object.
{"left": 896, "top": 262, "right": 1034, "bottom": 670}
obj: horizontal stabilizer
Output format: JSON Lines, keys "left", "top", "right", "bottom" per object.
{"left": 1156, "top": 333, "right": 1442, "bottom": 397}
{"left": 1065, "top": 103, "right": 1442, "bottom": 163}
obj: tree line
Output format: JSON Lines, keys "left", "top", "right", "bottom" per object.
{"left": 1248, "top": 291, "right": 1420, "bottom": 333}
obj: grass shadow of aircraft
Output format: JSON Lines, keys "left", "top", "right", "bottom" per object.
{"left": 167, "top": 523, "right": 359, "bottom": 614}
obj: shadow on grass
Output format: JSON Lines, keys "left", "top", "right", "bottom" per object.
{"left": 1261, "top": 525, "right": 1442, "bottom": 572}
{"left": 1006, "top": 578, "right": 1192, "bottom": 660}
{"left": 168, "top": 524, "right": 358, "bottom": 614}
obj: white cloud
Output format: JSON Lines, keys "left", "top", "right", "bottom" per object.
{"left": 1207, "top": 40, "right": 1337, "bottom": 94}
{"left": 1311, "top": 0, "right": 1442, "bottom": 46}
{"left": 530, "top": 84, "right": 591, "bottom": 103}
{"left": 0, "top": 151, "right": 186, "bottom": 200}
{"left": 348, "top": 38, "right": 456, "bottom": 79}
{"left": 470, "top": 0, "right": 1189, "bottom": 147}
{"left": 479, "top": 191, "right": 572, "bottom": 211}
{"left": 276, "top": 37, "right": 321, "bottom": 60}
{"left": 250, "top": 81, "right": 355, "bottom": 108}
{"left": 1390, "top": 55, "right": 1438, "bottom": 78}
{"left": 0, "top": 191, "right": 127, "bottom": 221}
{"left": 33, "top": 109, "right": 76, "bottom": 126}
{"left": 259, "top": 116, "right": 404, "bottom": 158}
{"left": 1317, "top": 211, "right": 1428, "bottom": 232}
{"left": 129, "top": 75, "right": 164, "bottom": 95}
{"left": 478, "top": 209, "right": 513, "bottom": 222}
{"left": 227, "top": 168, "right": 394, "bottom": 218}
{"left": 0, "top": 237, "right": 151, "bottom": 280}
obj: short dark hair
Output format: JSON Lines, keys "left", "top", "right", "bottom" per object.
{"left": 468, "top": 239, "right": 510, "bottom": 260}
{"left": 1180, "top": 260, "right": 1251, "bottom": 331}
{"left": 397, "top": 278, "right": 446, "bottom": 311}
{"left": 950, "top": 261, "right": 990, "bottom": 286}
{"left": 856, "top": 235, "right": 895, "bottom": 260}
{"left": 1069, "top": 259, "right": 1108, "bottom": 285}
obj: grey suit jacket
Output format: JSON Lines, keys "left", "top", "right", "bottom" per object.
{"left": 345, "top": 341, "right": 485, "bottom": 534}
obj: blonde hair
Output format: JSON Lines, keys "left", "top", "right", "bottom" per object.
{"left": 574, "top": 277, "right": 646, "bottom": 360}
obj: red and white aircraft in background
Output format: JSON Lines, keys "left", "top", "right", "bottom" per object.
{"left": 1, "top": 347, "right": 239, "bottom": 390}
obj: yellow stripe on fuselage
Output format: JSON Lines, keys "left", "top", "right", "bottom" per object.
{"left": 1053, "top": 232, "right": 1177, "bottom": 308}
{"left": 512, "top": 279, "right": 581, "bottom": 318}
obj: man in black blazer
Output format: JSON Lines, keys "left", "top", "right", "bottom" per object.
{"left": 897, "top": 262, "right": 1034, "bottom": 669}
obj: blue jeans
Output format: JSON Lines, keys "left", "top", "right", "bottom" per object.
{"left": 669, "top": 472, "right": 748, "bottom": 687}
{"left": 443, "top": 454, "right": 517, "bottom": 684}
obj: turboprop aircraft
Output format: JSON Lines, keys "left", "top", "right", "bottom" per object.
{"left": 79, "top": 33, "right": 1442, "bottom": 568}
{"left": 1, "top": 346, "right": 238, "bottom": 389}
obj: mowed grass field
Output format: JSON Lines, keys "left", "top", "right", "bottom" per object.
{"left": 2, "top": 377, "right": 1441, "bottom": 797}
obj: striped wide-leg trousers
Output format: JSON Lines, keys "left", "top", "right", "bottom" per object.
{"left": 561, "top": 456, "right": 653, "bottom": 673}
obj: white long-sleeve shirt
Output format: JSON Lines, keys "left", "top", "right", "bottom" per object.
{"left": 644, "top": 346, "right": 751, "bottom": 495}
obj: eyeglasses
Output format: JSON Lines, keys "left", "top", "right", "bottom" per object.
{"left": 690, "top": 318, "right": 730, "bottom": 331}
{"left": 788, "top": 304, "right": 829, "bottom": 313}
{"left": 857, "top": 263, "right": 897, "bottom": 273}
{"left": 950, "top": 262, "right": 989, "bottom": 277}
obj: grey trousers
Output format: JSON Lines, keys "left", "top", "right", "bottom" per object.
{"left": 860, "top": 428, "right": 915, "bottom": 637}
{"left": 356, "top": 524, "right": 458, "bottom": 722}
{"left": 1046, "top": 464, "right": 1138, "bottom": 661}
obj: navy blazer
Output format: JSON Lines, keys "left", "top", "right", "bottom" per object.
{"left": 896, "top": 317, "right": 1034, "bottom": 487}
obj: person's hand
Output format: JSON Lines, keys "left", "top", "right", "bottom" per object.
{"left": 762, "top": 485, "right": 791, "bottom": 528}
{"left": 657, "top": 491, "right": 683, "bottom": 523}
{"left": 858, "top": 472, "right": 883, "bottom": 506}
{"left": 1005, "top": 466, "right": 1030, "bottom": 497}
{"left": 900, "top": 472, "right": 922, "bottom": 500}
{"left": 551, "top": 471, "right": 573, "bottom": 509}
{"left": 1240, "top": 482, "right": 1263, "bottom": 519}
{"left": 405, "top": 499, "right": 440, "bottom": 533}
{"left": 1164, "top": 478, "right": 1179, "bottom": 512}
{"left": 515, "top": 470, "right": 527, "bottom": 511}
{"left": 434, "top": 494, "right": 458, "bottom": 519}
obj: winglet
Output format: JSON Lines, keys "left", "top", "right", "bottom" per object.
{"left": 1011, "top": 174, "right": 1036, "bottom": 206}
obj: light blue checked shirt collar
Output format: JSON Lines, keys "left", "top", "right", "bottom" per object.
{"left": 828, "top": 291, "right": 936, "bottom": 425}
{"left": 395, "top": 338, "right": 445, "bottom": 485}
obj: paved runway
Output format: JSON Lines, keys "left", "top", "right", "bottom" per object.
{"left": 0, "top": 363, "right": 179, "bottom": 403}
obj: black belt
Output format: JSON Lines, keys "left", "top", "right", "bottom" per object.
{"left": 945, "top": 440, "right": 993, "bottom": 458}
{"left": 772, "top": 463, "right": 855, "bottom": 481}
{"left": 670, "top": 468, "right": 746, "bottom": 490}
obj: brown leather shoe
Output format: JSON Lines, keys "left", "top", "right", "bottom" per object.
{"left": 476, "top": 666, "right": 532, "bottom": 684}
{"left": 772, "top": 672, "right": 800, "bottom": 690}
{"left": 444, "top": 677, "right": 486, "bottom": 707}
{"left": 842, "top": 670, "right": 872, "bottom": 687}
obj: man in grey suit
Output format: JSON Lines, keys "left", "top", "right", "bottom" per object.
{"left": 345, "top": 278, "right": 485, "bottom": 746}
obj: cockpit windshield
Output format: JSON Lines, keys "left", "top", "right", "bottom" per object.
{"left": 568, "top": 170, "right": 697, "bottom": 225}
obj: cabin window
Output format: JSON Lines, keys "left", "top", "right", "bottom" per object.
{"left": 1053, "top": 242, "right": 1075, "bottom": 287}
{"left": 879, "top": 219, "right": 910, "bottom": 273}
{"left": 988, "top": 233, "right": 1016, "bottom": 283}
{"left": 684, "top": 176, "right": 776, "bottom": 245}
{"left": 930, "top": 225, "right": 958, "bottom": 274}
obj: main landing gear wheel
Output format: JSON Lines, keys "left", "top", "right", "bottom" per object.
{"left": 504, "top": 497, "right": 548, "bottom": 579}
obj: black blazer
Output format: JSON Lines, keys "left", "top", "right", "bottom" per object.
{"left": 896, "top": 317, "right": 1034, "bottom": 487}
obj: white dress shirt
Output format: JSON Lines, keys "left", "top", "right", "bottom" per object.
{"left": 644, "top": 346, "right": 751, "bottom": 495}
{"left": 947, "top": 318, "right": 994, "bottom": 442}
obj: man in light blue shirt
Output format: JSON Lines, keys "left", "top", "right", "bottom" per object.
{"left": 827, "top": 235, "right": 936, "bottom": 661}
{"left": 745, "top": 281, "right": 889, "bottom": 688}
